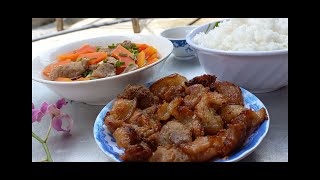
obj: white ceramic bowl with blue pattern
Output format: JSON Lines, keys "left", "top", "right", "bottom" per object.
{"left": 160, "top": 26, "right": 197, "bottom": 60}
{"left": 93, "top": 83, "right": 269, "bottom": 162}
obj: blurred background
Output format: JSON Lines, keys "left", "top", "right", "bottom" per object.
{"left": 32, "top": 18, "right": 223, "bottom": 41}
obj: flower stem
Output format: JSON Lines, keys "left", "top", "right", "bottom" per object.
{"left": 42, "top": 143, "right": 53, "bottom": 162}
{"left": 32, "top": 132, "right": 53, "bottom": 162}
{"left": 44, "top": 120, "right": 52, "bottom": 143}
{"left": 32, "top": 132, "right": 44, "bottom": 143}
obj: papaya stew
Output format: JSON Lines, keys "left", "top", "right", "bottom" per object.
{"left": 42, "top": 41, "right": 160, "bottom": 82}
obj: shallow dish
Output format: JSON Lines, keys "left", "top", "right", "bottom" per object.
{"left": 93, "top": 83, "right": 270, "bottom": 162}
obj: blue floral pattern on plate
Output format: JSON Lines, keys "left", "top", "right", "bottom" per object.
{"left": 93, "top": 84, "right": 270, "bottom": 162}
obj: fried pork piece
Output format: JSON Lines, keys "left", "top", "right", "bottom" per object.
{"left": 127, "top": 109, "right": 149, "bottom": 127}
{"left": 184, "top": 84, "right": 209, "bottom": 110}
{"left": 217, "top": 109, "right": 267, "bottom": 156}
{"left": 180, "top": 136, "right": 223, "bottom": 162}
{"left": 157, "top": 97, "right": 183, "bottom": 121}
{"left": 218, "top": 105, "right": 247, "bottom": 124}
{"left": 142, "top": 105, "right": 158, "bottom": 120}
{"left": 117, "top": 85, "right": 159, "bottom": 109}
{"left": 245, "top": 108, "right": 268, "bottom": 135}
{"left": 149, "top": 146, "right": 190, "bottom": 162}
{"left": 127, "top": 107, "right": 162, "bottom": 139}
{"left": 172, "top": 106, "right": 204, "bottom": 138}
{"left": 185, "top": 74, "right": 217, "bottom": 91}
{"left": 179, "top": 108, "right": 268, "bottom": 161}
{"left": 113, "top": 125, "right": 140, "bottom": 148}
{"left": 157, "top": 121, "right": 192, "bottom": 146}
{"left": 149, "top": 73, "right": 188, "bottom": 100}
{"left": 120, "top": 142, "right": 153, "bottom": 161}
{"left": 214, "top": 81, "right": 244, "bottom": 105}
{"left": 163, "top": 85, "right": 186, "bottom": 102}
{"left": 195, "top": 92, "right": 226, "bottom": 135}
{"left": 104, "top": 98, "right": 137, "bottom": 133}
{"left": 206, "top": 91, "right": 228, "bottom": 110}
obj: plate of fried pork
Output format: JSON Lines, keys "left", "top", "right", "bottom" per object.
{"left": 93, "top": 73, "right": 269, "bottom": 162}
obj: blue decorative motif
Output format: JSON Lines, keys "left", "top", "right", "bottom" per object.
{"left": 171, "top": 40, "right": 187, "bottom": 48}
{"left": 93, "top": 86, "right": 270, "bottom": 162}
{"left": 171, "top": 40, "right": 194, "bottom": 53}
{"left": 184, "top": 46, "right": 193, "bottom": 53}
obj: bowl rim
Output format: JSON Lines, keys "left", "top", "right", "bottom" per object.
{"left": 186, "top": 21, "right": 288, "bottom": 56}
{"left": 160, "top": 26, "right": 198, "bottom": 41}
{"left": 32, "top": 35, "right": 173, "bottom": 85}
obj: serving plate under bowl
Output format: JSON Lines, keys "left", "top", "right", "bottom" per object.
{"left": 93, "top": 83, "right": 270, "bottom": 162}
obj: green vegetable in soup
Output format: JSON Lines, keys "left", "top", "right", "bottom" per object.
{"left": 130, "top": 55, "right": 137, "bottom": 61}
{"left": 119, "top": 52, "right": 128, "bottom": 57}
{"left": 115, "top": 61, "right": 125, "bottom": 68}
{"left": 83, "top": 70, "right": 93, "bottom": 77}
{"left": 108, "top": 43, "right": 117, "bottom": 49}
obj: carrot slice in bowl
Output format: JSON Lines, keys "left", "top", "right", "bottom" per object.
{"left": 57, "top": 44, "right": 97, "bottom": 61}
{"left": 42, "top": 60, "right": 72, "bottom": 78}
{"left": 78, "top": 52, "right": 107, "bottom": 65}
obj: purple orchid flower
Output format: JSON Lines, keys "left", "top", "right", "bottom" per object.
{"left": 47, "top": 99, "right": 73, "bottom": 133}
{"left": 56, "top": 98, "right": 67, "bottom": 109}
{"left": 32, "top": 102, "right": 49, "bottom": 123}
{"left": 32, "top": 98, "right": 73, "bottom": 133}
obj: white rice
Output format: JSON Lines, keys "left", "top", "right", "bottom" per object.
{"left": 193, "top": 18, "right": 288, "bottom": 51}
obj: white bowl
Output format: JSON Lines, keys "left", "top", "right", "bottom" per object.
{"left": 160, "top": 26, "right": 197, "bottom": 60}
{"left": 186, "top": 22, "right": 288, "bottom": 93}
{"left": 32, "top": 35, "right": 173, "bottom": 105}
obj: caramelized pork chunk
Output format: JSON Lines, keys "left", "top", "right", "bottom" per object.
{"left": 185, "top": 74, "right": 217, "bottom": 91}
{"left": 149, "top": 146, "right": 190, "bottom": 162}
{"left": 117, "top": 85, "right": 159, "bottom": 109}
{"left": 214, "top": 81, "right": 244, "bottom": 105}
{"left": 157, "top": 121, "right": 192, "bottom": 146}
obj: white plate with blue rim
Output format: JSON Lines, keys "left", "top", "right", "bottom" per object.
{"left": 93, "top": 82, "right": 270, "bottom": 162}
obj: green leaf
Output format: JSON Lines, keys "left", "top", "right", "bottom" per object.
{"left": 83, "top": 70, "right": 93, "bottom": 77}
{"left": 108, "top": 43, "right": 116, "bottom": 49}
{"left": 119, "top": 52, "right": 128, "bottom": 57}
{"left": 96, "top": 47, "right": 101, "bottom": 52}
{"left": 130, "top": 55, "right": 137, "bottom": 61}
{"left": 115, "top": 61, "right": 125, "bottom": 68}
{"left": 205, "top": 23, "right": 211, "bottom": 34}
{"left": 214, "top": 21, "right": 220, "bottom": 28}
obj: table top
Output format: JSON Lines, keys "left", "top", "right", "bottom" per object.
{"left": 32, "top": 55, "right": 288, "bottom": 162}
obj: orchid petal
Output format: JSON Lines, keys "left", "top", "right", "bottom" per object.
{"left": 52, "top": 114, "right": 73, "bottom": 133}
{"left": 32, "top": 109, "right": 44, "bottom": 123}
{"left": 40, "top": 102, "right": 49, "bottom": 114}
{"left": 47, "top": 104, "right": 61, "bottom": 117}
{"left": 56, "top": 98, "right": 67, "bottom": 109}
{"left": 32, "top": 103, "right": 34, "bottom": 109}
